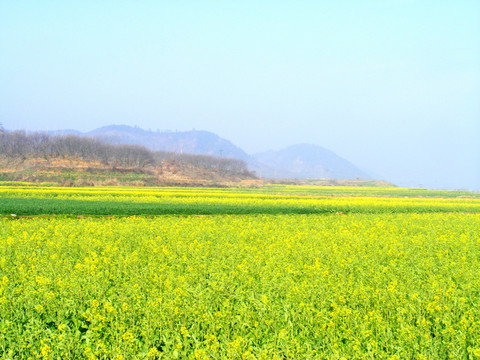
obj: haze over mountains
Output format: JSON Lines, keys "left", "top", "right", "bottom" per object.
{"left": 50, "top": 125, "right": 371, "bottom": 181}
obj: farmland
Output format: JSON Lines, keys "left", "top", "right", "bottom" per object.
{"left": 1, "top": 185, "right": 480, "bottom": 358}
{"left": 1, "top": 185, "right": 480, "bottom": 216}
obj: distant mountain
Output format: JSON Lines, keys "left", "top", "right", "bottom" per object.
{"left": 86, "top": 125, "right": 251, "bottom": 161}
{"left": 49, "top": 125, "right": 371, "bottom": 180}
{"left": 253, "top": 144, "right": 370, "bottom": 179}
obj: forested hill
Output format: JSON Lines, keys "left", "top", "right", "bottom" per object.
{"left": 51, "top": 125, "right": 371, "bottom": 180}
{"left": 0, "top": 130, "right": 256, "bottom": 186}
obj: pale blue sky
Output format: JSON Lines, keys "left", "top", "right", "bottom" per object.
{"left": 1, "top": 1, "right": 479, "bottom": 189}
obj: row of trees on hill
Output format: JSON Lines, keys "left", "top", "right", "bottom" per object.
{"left": 0, "top": 130, "right": 253, "bottom": 176}
{"left": 0, "top": 131, "right": 154, "bottom": 167}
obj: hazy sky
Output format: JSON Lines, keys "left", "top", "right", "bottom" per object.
{"left": 1, "top": 1, "right": 479, "bottom": 190}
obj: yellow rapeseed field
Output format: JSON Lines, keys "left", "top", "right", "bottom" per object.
{"left": 1, "top": 186, "right": 480, "bottom": 358}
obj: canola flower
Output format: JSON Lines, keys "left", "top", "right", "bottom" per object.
{"left": 1, "top": 208, "right": 480, "bottom": 358}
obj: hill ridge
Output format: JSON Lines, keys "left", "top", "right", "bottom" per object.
{"left": 50, "top": 125, "right": 371, "bottom": 180}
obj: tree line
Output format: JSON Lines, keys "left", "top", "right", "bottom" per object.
{"left": 0, "top": 130, "right": 253, "bottom": 175}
